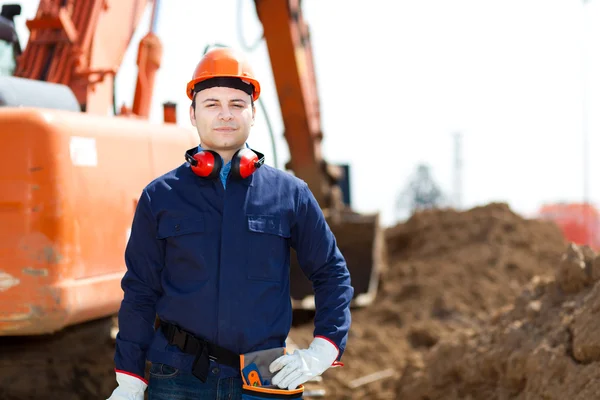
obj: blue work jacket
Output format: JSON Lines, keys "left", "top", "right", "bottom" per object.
{"left": 114, "top": 153, "right": 354, "bottom": 380}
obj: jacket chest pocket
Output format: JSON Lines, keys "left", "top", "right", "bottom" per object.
{"left": 157, "top": 216, "right": 210, "bottom": 288}
{"left": 246, "top": 215, "right": 291, "bottom": 282}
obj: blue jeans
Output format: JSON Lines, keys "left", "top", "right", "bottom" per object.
{"left": 148, "top": 362, "right": 243, "bottom": 400}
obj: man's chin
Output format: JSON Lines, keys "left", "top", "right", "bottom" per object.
{"left": 214, "top": 142, "right": 245, "bottom": 151}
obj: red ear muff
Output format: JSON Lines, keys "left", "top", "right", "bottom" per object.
{"left": 185, "top": 148, "right": 222, "bottom": 179}
{"left": 230, "top": 148, "right": 265, "bottom": 180}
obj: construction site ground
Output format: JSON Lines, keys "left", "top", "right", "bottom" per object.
{"left": 4, "top": 202, "right": 600, "bottom": 399}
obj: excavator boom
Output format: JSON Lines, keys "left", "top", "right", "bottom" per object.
{"left": 255, "top": 0, "right": 384, "bottom": 307}
{"left": 255, "top": 0, "right": 329, "bottom": 206}
{"left": 14, "top": 0, "right": 160, "bottom": 117}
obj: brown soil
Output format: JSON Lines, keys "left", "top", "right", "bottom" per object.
{"left": 289, "top": 202, "right": 572, "bottom": 399}
{"left": 397, "top": 243, "right": 600, "bottom": 399}
{"left": 0, "top": 316, "right": 118, "bottom": 400}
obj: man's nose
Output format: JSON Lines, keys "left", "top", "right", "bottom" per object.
{"left": 219, "top": 107, "right": 234, "bottom": 120}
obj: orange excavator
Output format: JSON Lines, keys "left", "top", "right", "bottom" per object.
{"left": 0, "top": 0, "right": 383, "bottom": 396}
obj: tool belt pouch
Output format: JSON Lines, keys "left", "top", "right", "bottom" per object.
{"left": 240, "top": 347, "right": 304, "bottom": 399}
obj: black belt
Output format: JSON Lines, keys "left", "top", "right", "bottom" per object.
{"left": 160, "top": 321, "right": 240, "bottom": 382}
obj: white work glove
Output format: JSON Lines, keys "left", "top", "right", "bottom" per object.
{"left": 269, "top": 337, "right": 339, "bottom": 390}
{"left": 106, "top": 371, "right": 147, "bottom": 400}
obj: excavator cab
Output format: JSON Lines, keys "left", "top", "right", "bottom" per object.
{"left": 0, "top": 35, "right": 16, "bottom": 76}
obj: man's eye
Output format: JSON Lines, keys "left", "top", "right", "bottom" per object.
{"left": 205, "top": 104, "right": 216, "bottom": 107}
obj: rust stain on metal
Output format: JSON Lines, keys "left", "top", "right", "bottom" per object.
{"left": 0, "top": 305, "right": 66, "bottom": 335}
{"left": 43, "top": 246, "right": 63, "bottom": 264}
{"left": 0, "top": 305, "right": 43, "bottom": 324}
{"left": 19, "top": 233, "right": 64, "bottom": 264}
{"left": 0, "top": 320, "right": 32, "bottom": 332}
{"left": 0, "top": 311, "right": 32, "bottom": 322}
{"left": 46, "top": 287, "right": 61, "bottom": 306}
{"left": 22, "top": 267, "right": 49, "bottom": 277}
{"left": 0, "top": 271, "right": 20, "bottom": 292}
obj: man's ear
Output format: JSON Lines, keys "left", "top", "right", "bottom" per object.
{"left": 189, "top": 104, "right": 197, "bottom": 127}
{"left": 251, "top": 105, "right": 256, "bottom": 126}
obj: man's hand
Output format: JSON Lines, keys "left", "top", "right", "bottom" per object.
{"left": 106, "top": 371, "right": 147, "bottom": 400}
{"left": 269, "top": 337, "right": 339, "bottom": 390}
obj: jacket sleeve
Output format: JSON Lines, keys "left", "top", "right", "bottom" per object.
{"left": 114, "top": 189, "right": 164, "bottom": 381}
{"left": 290, "top": 182, "right": 354, "bottom": 360}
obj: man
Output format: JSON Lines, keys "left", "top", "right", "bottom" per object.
{"left": 106, "top": 47, "right": 353, "bottom": 400}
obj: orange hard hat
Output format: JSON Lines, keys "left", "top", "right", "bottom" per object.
{"left": 186, "top": 47, "right": 261, "bottom": 101}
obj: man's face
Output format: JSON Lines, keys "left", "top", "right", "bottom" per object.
{"left": 189, "top": 86, "right": 255, "bottom": 152}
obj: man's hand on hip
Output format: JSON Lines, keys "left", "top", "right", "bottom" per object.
{"left": 269, "top": 337, "right": 339, "bottom": 390}
{"left": 106, "top": 371, "right": 147, "bottom": 400}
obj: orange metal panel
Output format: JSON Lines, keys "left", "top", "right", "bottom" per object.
{"left": 255, "top": 0, "right": 328, "bottom": 207}
{"left": 25, "top": 7, "right": 78, "bottom": 44}
{"left": 0, "top": 108, "right": 197, "bottom": 335}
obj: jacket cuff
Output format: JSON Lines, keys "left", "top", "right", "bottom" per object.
{"left": 314, "top": 335, "right": 344, "bottom": 367}
{"left": 115, "top": 369, "right": 149, "bottom": 385}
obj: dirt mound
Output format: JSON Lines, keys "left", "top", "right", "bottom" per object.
{"left": 398, "top": 244, "right": 600, "bottom": 399}
{"left": 290, "top": 202, "right": 569, "bottom": 399}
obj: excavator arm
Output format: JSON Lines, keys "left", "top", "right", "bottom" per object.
{"left": 254, "top": 0, "right": 384, "bottom": 307}
{"left": 13, "top": 0, "right": 161, "bottom": 117}
{"left": 254, "top": 0, "right": 340, "bottom": 209}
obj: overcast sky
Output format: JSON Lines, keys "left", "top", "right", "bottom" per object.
{"left": 5, "top": 0, "right": 600, "bottom": 226}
